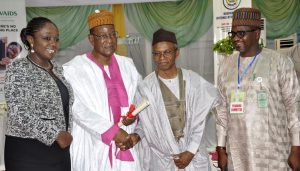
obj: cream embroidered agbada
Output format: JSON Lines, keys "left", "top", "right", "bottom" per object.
{"left": 216, "top": 48, "right": 300, "bottom": 171}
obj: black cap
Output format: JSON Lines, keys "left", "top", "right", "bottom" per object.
{"left": 152, "top": 28, "right": 177, "bottom": 46}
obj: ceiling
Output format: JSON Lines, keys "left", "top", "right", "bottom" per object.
{"left": 25, "top": 0, "right": 177, "bottom": 7}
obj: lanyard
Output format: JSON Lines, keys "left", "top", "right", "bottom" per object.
{"left": 237, "top": 53, "right": 258, "bottom": 89}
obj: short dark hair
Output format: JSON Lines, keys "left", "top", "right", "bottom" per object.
{"left": 20, "top": 17, "right": 57, "bottom": 50}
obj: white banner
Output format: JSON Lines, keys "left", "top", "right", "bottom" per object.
{"left": 0, "top": 0, "right": 26, "bottom": 169}
{"left": 0, "top": 0, "right": 26, "bottom": 101}
{"left": 213, "top": 0, "right": 251, "bottom": 84}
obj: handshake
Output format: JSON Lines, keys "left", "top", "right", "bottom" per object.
{"left": 114, "top": 115, "right": 140, "bottom": 151}
{"left": 113, "top": 126, "right": 140, "bottom": 151}
{"left": 112, "top": 101, "right": 150, "bottom": 150}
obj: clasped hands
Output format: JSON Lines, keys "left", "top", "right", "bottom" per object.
{"left": 114, "top": 116, "right": 195, "bottom": 169}
{"left": 113, "top": 129, "right": 140, "bottom": 151}
{"left": 172, "top": 151, "right": 195, "bottom": 169}
{"left": 114, "top": 116, "right": 139, "bottom": 151}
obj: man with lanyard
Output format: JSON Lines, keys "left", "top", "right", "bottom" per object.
{"left": 126, "top": 28, "right": 220, "bottom": 170}
{"left": 63, "top": 10, "right": 141, "bottom": 171}
{"left": 216, "top": 7, "right": 300, "bottom": 171}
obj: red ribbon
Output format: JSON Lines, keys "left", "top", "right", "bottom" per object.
{"left": 127, "top": 104, "right": 135, "bottom": 118}
{"left": 122, "top": 104, "right": 135, "bottom": 120}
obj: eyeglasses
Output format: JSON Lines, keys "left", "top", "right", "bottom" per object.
{"left": 228, "top": 30, "right": 256, "bottom": 39}
{"left": 91, "top": 31, "right": 118, "bottom": 41}
{"left": 152, "top": 48, "right": 177, "bottom": 58}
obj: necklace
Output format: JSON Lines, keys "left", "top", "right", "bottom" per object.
{"left": 27, "top": 56, "right": 52, "bottom": 70}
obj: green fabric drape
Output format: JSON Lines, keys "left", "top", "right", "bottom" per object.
{"left": 26, "top": 5, "right": 110, "bottom": 50}
{"left": 253, "top": 0, "right": 300, "bottom": 39}
{"left": 25, "top": 0, "right": 300, "bottom": 49}
{"left": 124, "top": 0, "right": 213, "bottom": 47}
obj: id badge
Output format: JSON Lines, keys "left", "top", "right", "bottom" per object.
{"left": 230, "top": 102, "right": 244, "bottom": 114}
{"left": 257, "top": 91, "right": 268, "bottom": 108}
{"left": 230, "top": 90, "right": 245, "bottom": 115}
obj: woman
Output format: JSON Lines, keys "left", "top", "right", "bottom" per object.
{"left": 4, "top": 17, "right": 73, "bottom": 171}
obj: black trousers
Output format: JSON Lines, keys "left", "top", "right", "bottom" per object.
{"left": 5, "top": 135, "right": 71, "bottom": 171}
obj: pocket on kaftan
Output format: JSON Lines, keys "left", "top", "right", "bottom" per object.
{"left": 39, "top": 113, "right": 56, "bottom": 120}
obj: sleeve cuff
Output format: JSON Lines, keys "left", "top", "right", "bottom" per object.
{"left": 217, "top": 134, "right": 226, "bottom": 146}
{"left": 292, "top": 133, "right": 300, "bottom": 146}
{"left": 187, "top": 141, "right": 200, "bottom": 154}
{"left": 101, "top": 124, "right": 120, "bottom": 145}
{"left": 134, "top": 128, "right": 145, "bottom": 139}
{"left": 216, "top": 125, "right": 226, "bottom": 146}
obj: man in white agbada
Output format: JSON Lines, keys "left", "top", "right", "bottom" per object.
{"left": 125, "top": 28, "right": 220, "bottom": 170}
{"left": 63, "top": 10, "right": 141, "bottom": 171}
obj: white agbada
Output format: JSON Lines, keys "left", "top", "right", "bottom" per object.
{"left": 134, "top": 69, "right": 220, "bottom": 171}
{"left": 63, "top": 53, "right": 141, "bottom": 171}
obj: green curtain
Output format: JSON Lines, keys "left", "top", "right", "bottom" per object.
{"left": 253, "top": 0, "right": 300, "bottom": 39}
{"left": 25, "top": 1, "right": 300, "bottom": 49}
{"left": 26, "top": 5, "right": 110, "bottom": 50}
{"left": 124, "top": 0, "right": 213, "bottom": 48}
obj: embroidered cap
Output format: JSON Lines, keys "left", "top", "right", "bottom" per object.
{"left": 232, "top": 8, "right": 261, "bottom": 28}
{"left": 88, "top": 9, "right": 114, "bottom": 29}
{"left": 152, "top": 28, "right": 177, "bottom": 46}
